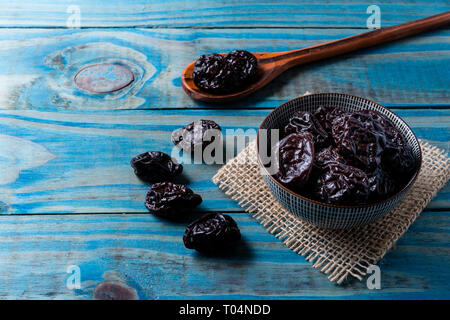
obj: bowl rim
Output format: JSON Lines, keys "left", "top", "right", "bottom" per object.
{"left": 256, "top": 92, "right": 423, "bottom": 209}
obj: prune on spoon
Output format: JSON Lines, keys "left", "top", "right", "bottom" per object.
{"left": 192, "top": 53, "right": 236, "bottom": 93}
{"left": 192, "top": 50, "right": 258, "bottom": 93}
{"left": 130, "top": 151, "right": 182, "bottom": 183}
{"left": 315, "top": 162, "right": 370, "bottom": 205}
{"left": 145, "top": 182, "right": 202, "bottom": 218}
{"left": 273, "top": 132, "right": 315, "bottom": 189}
{"left": 171, "top": 119, "right": 222, "bottom": 153}
{"left": 183, "top": 212, "right": 241, "bottom": 253}
{"left": 284, "top": 111, "right": 329, "bottom": 148}
{"left": 223, "top": 50, "right": 258, "bottom": 84}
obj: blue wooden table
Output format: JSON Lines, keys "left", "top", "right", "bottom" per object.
{"left": 0, "top": 1, "right": 448, "bottom": 299}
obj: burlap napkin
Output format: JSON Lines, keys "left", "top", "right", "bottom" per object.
{"left": 213, "top": 140, "right": 450, "bottom": 284}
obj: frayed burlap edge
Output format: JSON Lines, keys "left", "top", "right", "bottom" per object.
{"left": 213, "top": 140, "right": 450, "bottom": 284}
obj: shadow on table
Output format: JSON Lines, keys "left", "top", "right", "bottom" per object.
{"left": 191, "top": 237, "right": 254, "bottom": 261}
{"left": 152, "top": 211, "right": 254, "bottom": 260}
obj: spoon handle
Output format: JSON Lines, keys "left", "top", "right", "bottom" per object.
{"left": 273, "top": 11, "right": 450, "bottom": 72}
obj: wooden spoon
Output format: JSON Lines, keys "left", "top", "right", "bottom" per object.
{"left": 182, "top": 11, "right": 450, "bottom": 103}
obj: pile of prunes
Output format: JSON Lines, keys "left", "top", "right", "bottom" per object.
{"left": 131, "top": 120, "right": 241, "bottom": 254}
{"left": 272, "top": 106, "right": 417, "bottom": 205}
{"left": 193, "top": 50, "right": 258, "bottom": 93}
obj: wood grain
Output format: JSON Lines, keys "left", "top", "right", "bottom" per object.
{"left": 0, "top": 108, "right": 447, "bottom": 215}
{"left": 0, "top": 211, "right": 448, "bottom": 299}
{"left": 0, "top": 0, "right": 449, "bottom": 300}
{"left": 0, "top": 28, "right": 448, "bottom": 110}
{"left": 0, "top": 0, "right": 448, "bottom": 28}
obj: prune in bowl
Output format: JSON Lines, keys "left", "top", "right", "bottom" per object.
{"left": 284, "top": 110, "right": 329, "bottom": 148}
{"left": 314, "top": 162, "right": 370, "bottom": 205}
{"left": 256, "top": 93, "right": 421, "bottom": 229}
{"left": 273, "top": 132, "right": 315, "bottom": 189}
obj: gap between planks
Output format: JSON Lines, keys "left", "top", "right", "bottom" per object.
{"left": 106, "top": 106, "right": 450, "bottom": 111}
{"left": 0, "top": 208, "right": 448, "bottom": 218}
{"left": 0, "top": 26, "right": 374, "bottom": 30}
{"left": 0, "top": 210, "right": 249, "bottom": 217}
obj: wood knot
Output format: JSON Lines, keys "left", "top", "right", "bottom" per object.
{"left": 74, "top": 63, "right": 135, "bottom": 93}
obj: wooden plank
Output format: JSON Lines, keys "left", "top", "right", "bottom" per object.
{"left": 0, "top": 28, "right": 448, "bottom": 110}
{"left": 0, "top": 0, "right": 448, "bottom": 28}
{"left": 0, "top": 210, "right": 448, "bottom": 299}
{"left": 0, "top": 108, "right": 447, "bottom": 215}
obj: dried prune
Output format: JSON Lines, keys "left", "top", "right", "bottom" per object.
{"left": 224, "top": 50, "right": 258, "bottom": 84}
{"left": 315, "top": 162, "right": 370, "bottom": 205}
{"left": 314, "top": 145, "right": 346, "bottom": 169}
{"left": 335, "top": 109, "right": 416, "bottom": 177}
{"left": 171, "top": 119, "right": 222, "bottom": 153}
{"left": 192, "top": 50, "right": 258, "bottom": 93}
{"left": 379, "top": 121, "right": 416, "bottom": 179}
{"left": 183, "top": 212, "right": 241, "bottom": 253}
{"left": 273, "top": 132, "right": 315, "bottom": 189}
{"left": 304, "top": 146, "right": 346, "bottom": 197}
{"left": 353, "top": 109, "right": 391, "bottom": 128}
{"left": 368, "top": 167, "right": 397, "bottom": 201}
{"left": 276, "top": 105, "right": 416, "bottom": 205}
{"left": 284, "top": 111, "right": 329, "bottom": 148}
{"left": 346, "top": 110, "right": 416, "bottom": 177}
{"left": 131, "top": 151, "right": 182, "bottom": 182}
{"left": 145, "top": 182, "right": 202, "bottom": 217}
{"left": 382, "top": 142, "right": 416, "bottom": 180}
{"left": 314, "top": 106, "right": 347, "bottom": 135}
{"left": 331, "top": 113, "right": 384, "bottom": 171}
{"left": 193, "top": 54, "right": 236, "bottom": 93}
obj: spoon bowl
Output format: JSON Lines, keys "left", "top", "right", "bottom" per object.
{"left": 182, "top": 52, "right": 284, "bottom": 103}
{"left": 181, "top": 11, "right": 450, "bottom": 103}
